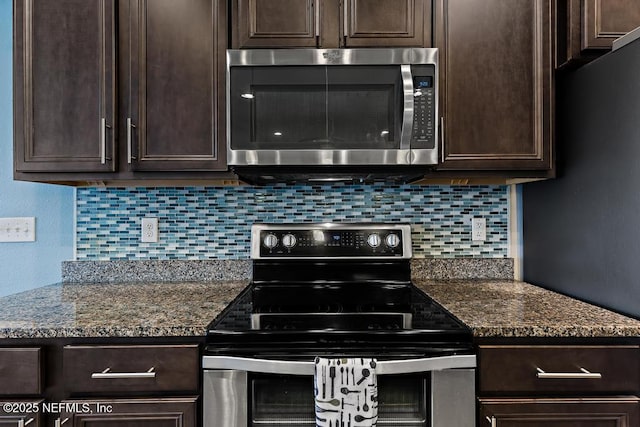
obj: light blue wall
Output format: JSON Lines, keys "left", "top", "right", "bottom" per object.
{"left": 0, "top": 0, "right": 74, "bottom": 296}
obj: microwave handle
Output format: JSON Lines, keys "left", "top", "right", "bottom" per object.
{"left": 202, "top": 354, "right": 476, "bottom": 376}
{"left": 399, "top": 65, "right": 414, "bottom": 150}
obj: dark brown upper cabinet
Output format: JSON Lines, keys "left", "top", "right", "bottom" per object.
{"left": 434, "top": 0, "right": 554, "bottom": 171}
{"left": 232, "top": 0, "right": 432, "bottom": 48}
{"left": 14, "top": 0, "right": 117, "bottom": 173}
{"left": 14, "top": 0, "right": 228, "bottom": 182}
{"left": 125, "top": 0, "right": 227, "bottom": 171}
{"left": 558, "top": 0, "right": 640, "bottom": 68}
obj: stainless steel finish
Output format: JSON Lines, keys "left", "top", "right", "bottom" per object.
{"left": 127, "top": 117, "right": 137, "bottom": 164}
{"left": 202, "top": 354, "right": 476, "bottom": 375}
{"left": 91, "top": 366, "right": 156, "bottom": 379}
{"left": 18, "top": 419, "right": 34, "bottom": 427}
{"left": 343, "top": 0, "right": 348, "bottom": 38}
{"left": 431, "top": 369, "right": 475, "bottom": 427}
{"left": 440, "top": 116, "right": 445, "bottom": 163}
{"left": 536, "top": 367, "right": 602, "bottom": 379}
{"left": 226, "top": 48, "right": 438, "bottom": 167}
{"left": 314, "top": 0, "right": 320, "bottom": 38}
{"left": 367, "top": 233, "right": 381, "bottom": 248}
{"left": 228, "top": 48, "right": 437, "bottom": 67}
{"left": 485, "top": 416, "right": 497, "bottom": 427}
{"left": 55, "top": 418, "right": 69, "bottom": 427}
{"left": 203, "top": 370, "right": 247, "bottom": 427}
{"left": 250, "top": 223, "right": 413, "bottom": 259}
{"left": 100, "top": 118, "right": 111, "bottom": 164}
{"left": 612, "top": 24, "right": 640, "bottom": 51}
{"left": 386, "top": 233, "right": 401, "bottom": 248}
{"left": 251, "top": 312, "right": 413, "bottom": 330}
{"left": 400, "top": 64, "right": 415, "bottom": 150}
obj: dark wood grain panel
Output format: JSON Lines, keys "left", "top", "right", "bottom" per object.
{"left": 480, "top": 397, "right": 640, "bottom": 427}
{"left": 127, "top": 0, "right": 226, "bottom": 171}
{"left": 0, "top": 400, "right": 44, "bottom": 427}
{"left": 479, "top": 345, "right": 640, "bottom": 395}
{"left": 233, "top": 0, "right": 318, "bottom": 48}
{"left": 0, "top": 348, "right": 42, "bottom": 395}
{"left": 584, "top": 0, "right": 640, "bottom": 50}
{"left": 14, "top": 0, "right": 116, "bottom": 172}
{"left": 62, "top": 345, "right": 198, "bottom": 393}
{"left": 344, "top": 0, "right": 431, "bottom": 47}
{"left": 435, "top": 0, "right": 553, "bottom": 170}
{"left": 62, "top": 398, "right": 197, "bottom": 427}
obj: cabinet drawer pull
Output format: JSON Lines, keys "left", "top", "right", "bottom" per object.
{"left": 19, "top": 418, "right": 34, "bottom": 427}
{"left": 485, "top": 416, "right": 496, "bottom": 427}
{"left": 314, "top": 0, "right": 320, "bottom": 38}
{"left": 536, "top": 367, "right": 602, "bottom": 379}
{"left": 55, "top": 418, "right": 69, "bottom": 427}
{"left": 91, "top": 366, "right": 156, "bottom": 379}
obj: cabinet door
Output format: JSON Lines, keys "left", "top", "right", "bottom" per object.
{"left": 14, "top": 0, "right": 117, "bottom": 173}
{"left": 61, "top": 398, "right": 197, "bottom": 427}
{"left": 343, "top": 0, "right": 432, "bottom": 47}
{"left": 0, "top": 401, "right": 43, "bottom": 427}
{"left": 583, "top": 0, "right": 640, "bottom": 50}
{"left": 126, "top": 0, "right": 227, "bottom": 171}
{"left": 480, "top": 398, "right": 640, "bottom": 427}
{"left": 232, "top": 0, "right": 319, "bottom": 48}
{"left": 435, "top": 0, "right": 553, "bottom": 170}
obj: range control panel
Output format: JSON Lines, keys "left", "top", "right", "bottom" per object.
{"left": 251, "top": 224, "right": 412, "bottom": 259}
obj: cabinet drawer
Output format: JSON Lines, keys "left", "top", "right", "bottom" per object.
{"left": 63, "top": 345, "right": 198, "bottom": 393}
{"left": 0, "top": 348, "right": 42, "bottom": 395}
{"left": 0, "top": 400, "right": 44, "bottom": 427}
{"left": 479, "top": 345, "right": 640, "bottom": 395}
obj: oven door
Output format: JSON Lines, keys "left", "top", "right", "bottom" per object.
{"left": 203, "top": 355, "right": 475, "bottom": 427}
{"left": 227, "top": 48, "right": 438, "bottom": 167}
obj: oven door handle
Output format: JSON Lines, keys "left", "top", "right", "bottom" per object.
{"left": 202, "top": 354, "right": 476, "bottom": 375}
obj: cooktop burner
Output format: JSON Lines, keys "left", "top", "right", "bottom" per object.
{"left": 205, "top": 223, "right": 472, "bottom": 358}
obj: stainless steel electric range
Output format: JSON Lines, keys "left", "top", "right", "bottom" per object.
{"left": 203, "top": 223, "right": 476, "bottom": 427}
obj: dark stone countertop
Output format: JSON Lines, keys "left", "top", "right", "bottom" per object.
{"left": 414, "top": 279, "right": 640, "bottom": 338}
{"left": 1, "top": 277, "right": 639, "bottom": 339}
{"left": 0, "top": 281, "right": 248, "bottom": 338}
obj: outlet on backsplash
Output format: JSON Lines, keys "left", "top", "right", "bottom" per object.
{"left": 141, "top": 218, "right": 159, "bottom": 243}
{"left": 472, "top": 217, "right": 486, "bottom": 242}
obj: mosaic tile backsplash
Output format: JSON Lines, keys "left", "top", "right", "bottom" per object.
{"left": 76, "top": 185, "right": 509, "bottom": 260}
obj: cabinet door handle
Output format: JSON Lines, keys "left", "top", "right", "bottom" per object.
{"left": 127, "top": 117, "right": 137, "bottom": 164}
{"left": 100, "top": 118, "right": 112, "bottom": 164}
{"left": 91, "top": 366, "right": 156, "bottom": 379}
{"left": 536, "top": 367, "right": 602, "bottom": 379}
{"left": 342, "top": 0, "right": 348, "bottom": 40}
{"left": 440, "top": 116, "right": 445, "bottom": 163}
{"left": 314, "top": 0, "right": 320, "bottom": 38}
{"left": 55, "top": 418, "right": 69, "bottom": 427}
{"left": 18, "top": 418, "right": 35, "bottom": 427}
{"left": 485, "top": 416, "right": 496, "bottom": 427}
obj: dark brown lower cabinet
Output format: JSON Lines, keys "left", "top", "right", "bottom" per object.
{"left": 480, "top": 397, "right": 640, "bottom": 427}
{"left": 0, "top": 400, "right": 43, "bottom": 427}
{"left": 59, "top": 398, "right": 197, "bottom": 427}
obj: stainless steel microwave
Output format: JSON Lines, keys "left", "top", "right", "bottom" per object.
{"left": 226, "top": 48, "right": 438, "bottom": 168}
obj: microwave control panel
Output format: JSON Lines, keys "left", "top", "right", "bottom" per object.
{"left": 411, "top": 65, "right": 436, "bottom": 149}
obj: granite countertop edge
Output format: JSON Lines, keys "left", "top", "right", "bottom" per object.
{"left": 1, "top": 278, "right": 640, "bottom": 340}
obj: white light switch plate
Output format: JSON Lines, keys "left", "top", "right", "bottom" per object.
{"left": 0, "top": 217, "right": 36, "bottom": 242}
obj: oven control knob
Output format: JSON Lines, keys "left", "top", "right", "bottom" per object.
{"left": 263, "top": 233, "right": 278, "bottom": 249}
{"left": 385, "top": 233, "right": 401, "bottom": 248}
{"left": 367, "top": 233, "right": 381, "bottom": 248}
{"left": 282, "top": 233, "right": 297, "bottom": 249}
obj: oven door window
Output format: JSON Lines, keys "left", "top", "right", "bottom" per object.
{"left": 230, "top": 66, "right": 403, "bottom": 150}
{"left": 250, "top": 373, "right": 428, "bottom": 427}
